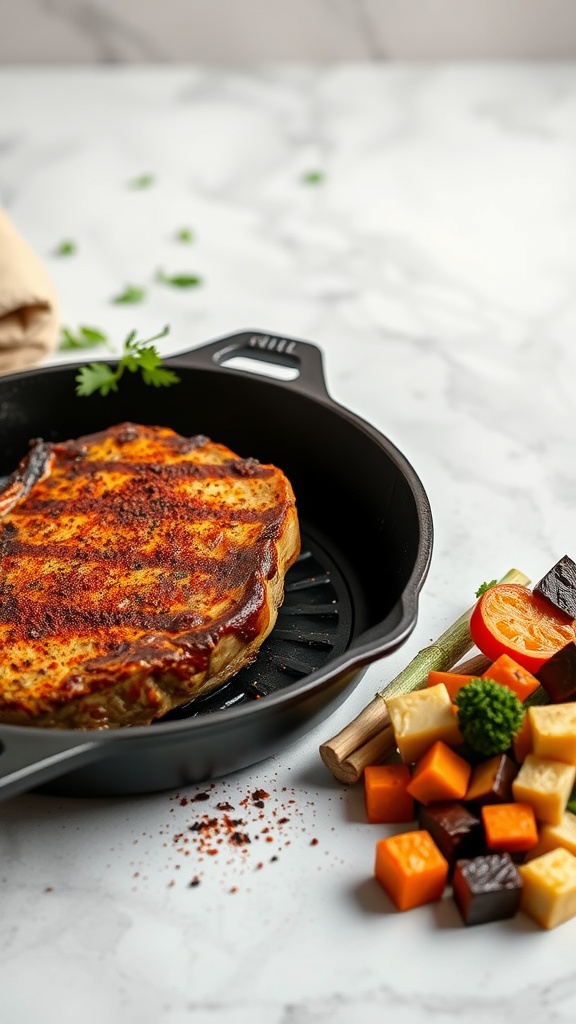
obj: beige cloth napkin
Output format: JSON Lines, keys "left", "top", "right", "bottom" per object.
{"left": 0, "top": 207, "right": 60, "bottom": 374}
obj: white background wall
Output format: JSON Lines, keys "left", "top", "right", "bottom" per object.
{"left": 1, "top": 0, "right": 576, "bottom": 63}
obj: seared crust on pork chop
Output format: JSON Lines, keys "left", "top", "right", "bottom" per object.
{"left": 0, "top": 423, "right": 300, "bottom": 728}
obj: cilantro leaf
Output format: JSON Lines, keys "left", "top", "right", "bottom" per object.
{"left": 75, "top": 325, "right": 176, "bottom": 397}
{"left": 55, "top": 239, "right": 77, "bottom": 256}
{"left": 75, "top": 362, "right": 119, "bottom": 397}
{"left": 175, "top": 227, "right": 195, "bottom": 243}
{"left": 476, "top": 579, "right": 498, "bottom": 598}
{"left": 128, "top": 174, "right": 155, "bottom": 189}
{"left": 302, "top": 170, "right": 326, "bottom": 185}
{"left": 156, "top": 269, "right": 202, "bottom": 289}
{"left": 112, "top": 284, "right": 147, "bottom": 304}
{"left": 58, "top": 326, "right": 109, "bottom": 351}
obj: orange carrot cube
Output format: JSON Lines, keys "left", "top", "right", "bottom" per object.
{"left": 364, "top": 764, "right": 414, "bottom": 824}
{"left": 482, "top": 654, "right": 540, "bottom": 702}
{"left": 374, "top": 830, "right": 449, "bottom": 911}
{"left": 406, "top": 740, "right": 472, "bottom": 806}
{"left": 481, "top": 801, "right": 538, "bottom": 853}
{"left": 512, "top": 712, "right": 533, "bottom": 763}
{"left": 427, "top": 671, "right": 475, "bottom": 701}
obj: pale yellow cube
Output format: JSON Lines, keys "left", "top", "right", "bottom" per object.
{"left": 526, "top": 810, "right": 576, "bottom": 861}
{"left": 529, "top": 704, "right": 576, "bottom": 766}
{"left": 512, "top": 754, "right": 576, "bottom": 825}
{"left": 520, "top": 847, "right": 576, "bottom": 929}
{"left": 385, "top": 683, "right": 462, "bottom": 765}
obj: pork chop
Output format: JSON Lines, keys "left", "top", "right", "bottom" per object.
{"left": 0, "top": 422, "right": 300, "bottom": 728}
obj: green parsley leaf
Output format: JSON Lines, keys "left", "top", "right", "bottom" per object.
{"left": 175, "top": 227, "right": 195, "bottom": 243}
{"left": 476, "top": 579, "right": 498, "bottom": 598}
{"left": 55, "top": 239, "right": 77, "bottom": 256}
{"left": 302, "top": 170, "right": 326, "bottom": 185}
{"left": 156, "top": 269, "right": 202, "bottom": 289}
{"left": 75, "top": 325, "right": 177, "bottom": 398}
{"left": 58, "top": 326, "right": 109, "bottom": 352}
{"left": 112, "top": 284, "right": 147, "bottom": 304}
{"left": 128, "top": 173, "right": 155, "bottom": 189}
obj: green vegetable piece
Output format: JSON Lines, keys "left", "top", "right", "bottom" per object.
{"left": 302, "top": 170, "right": 326, "bottom": 185}
{"left": 75, "top": 325, "right": 177, "bottom": 397}
{"left": 455, "top": 679, "right": 525, "bottom": 757}
{"left": 156, "top": 269, "right": 202, "bottom": 289}
{"left": 129, "top": 174, "right": 155, "bottom": 189}
{"left": 58, "top": 326, "right": 109, "bottom": 351}
{"left": 112, "top": 285, "right": 147, "bottom": 304}
{"left": 54, "top": 239, "right": 77, "bottom": 256}
{"left": 175, "top": 228, "right": 195, "bottom": 243}
{"left": 476, "top": 580, "right": 498, "bottom": 598}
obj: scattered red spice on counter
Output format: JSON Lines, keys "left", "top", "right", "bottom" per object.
{"left": 123, "top": 776, "right": 329, "bottom": 894}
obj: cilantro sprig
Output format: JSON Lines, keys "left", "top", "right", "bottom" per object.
{"left": 75, "top": 325, "right": 178, "bottom": 397}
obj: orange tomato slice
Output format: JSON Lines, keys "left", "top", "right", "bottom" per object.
{"left": 469, "top": 584, "right": 576, "bottom": 673}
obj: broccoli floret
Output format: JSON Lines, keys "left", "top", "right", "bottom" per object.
{"left": 454, "top": 678, "right": 525, "bottom": 756}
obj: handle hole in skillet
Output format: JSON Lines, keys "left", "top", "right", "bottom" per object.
{"left": 216, "top": 353, "right": 300, "bottom": 382}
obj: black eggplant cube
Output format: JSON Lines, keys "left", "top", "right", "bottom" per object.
{"left": 534, "top": 555, "right": 576, "bottom": 619}
{"left": 419, "top": 802, "right": 484, "bottom": 872}
{"left": 537, "top": 642, "right": 576, "bottom": 703}
{"left": 453, "top": 853, "right": 523, "bottom": 926}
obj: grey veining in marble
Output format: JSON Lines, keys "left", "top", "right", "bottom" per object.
{"left": 1, "top": 62, "right": 576, "bottom": 1024}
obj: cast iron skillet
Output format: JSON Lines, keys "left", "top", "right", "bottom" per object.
{"left": 0, "top": 330, "right": 433, "bottom": 800}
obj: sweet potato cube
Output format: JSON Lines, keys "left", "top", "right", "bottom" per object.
{"left": 374, "top": 830, "right": 449, "bottom": 911}
{"left": 529, "top": 703, "right": 576, "bottom": 766}
{"left": 465, "top": 753, "right": 518, "bottom": 806}
{"left": 512, "top": 712, "right": 533, "bottom": 763}
{"left": 481, "top": 654, "right": 540, "bottom": 702}
{"left": 525, "top": 810, "right": 576, "bottom": 861}
{"left": 364, "top": 764, "right": 414, "bottom": 824}
{"left": 481, "top": 802, "right": 538, "bottom": 853}
{"left": 386, "top": 684, "right": 463, "bottom": 764}
{"left": 407, "top": 741, "right": 472, "bottom": 806}
{"left": 512, "top": 754, "right": 576, "bottom": 825}
{"left": 520, "top": 847, "right": 576, "bottom": 929}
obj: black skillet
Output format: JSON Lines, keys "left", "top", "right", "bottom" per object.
{"left": 0, "top": 330, "right": 433, "bottom": 800}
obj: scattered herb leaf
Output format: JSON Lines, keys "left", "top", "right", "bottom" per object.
{"left": 112, "top": 284, "right": 147, "bottom": 304}
{"left": 476, "top": 580, "right": 498, "bottom": 598}
{"left": 176, "top": 227, "right": 195, "bottom": 244}
{"left": 58, "top": 326, "right": 109, "bottom": 351}
{"left": 302, "top": 170, "right": 326, "bottom": 185}
{"left": 75, "top": 325, "right": 178, "bottom": 397}
{"left": 129, "top": 174, "right": 155, "bottom": 189}
{"left": 156, "top": 268, "right": 202, "bottom": 289}
{"left": 55, "top": 239, "right": 77, "bottom": 256}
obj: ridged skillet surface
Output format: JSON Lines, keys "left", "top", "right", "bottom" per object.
{"left": 0, "top": 331, "right": 433, "bottom": 799}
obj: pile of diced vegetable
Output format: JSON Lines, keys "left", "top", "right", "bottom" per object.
{"left": 368, "top": 554, "right": 576, "bottom": 929}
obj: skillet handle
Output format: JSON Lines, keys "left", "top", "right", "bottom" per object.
{"left": 0, "top": 728, "right": 104, "bottom": 801}
{"left": 165, "top": 331, "right": 331, "bottom": 401}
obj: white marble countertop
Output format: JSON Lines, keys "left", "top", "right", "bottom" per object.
{"left": 2, "top": 63, "right": 576, "bottom": 1024}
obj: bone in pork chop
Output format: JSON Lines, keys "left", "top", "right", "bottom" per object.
{"left": 0, "top": 422, "right": 300, "bottom": 728}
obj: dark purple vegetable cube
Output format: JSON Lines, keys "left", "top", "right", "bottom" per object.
{"left": 534, "top": 555, "right": 576, "bottom": 619}
{"left": 537, "top": 642, "right": 576, "bottom": 703}
{"left": 452, "top": 853, "right": 522, "bottom": 926}
{"left": 464, "top": 754, "right": 519, "bottom": 807}
{"left": 419, "top": 802, "right": 484, "bottom": 871}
